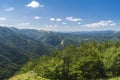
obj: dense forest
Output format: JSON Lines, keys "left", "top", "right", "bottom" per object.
{"left": 0, "top": 27, "right": 50, "bottom": 79}
{"left": 15, "top": 41, "right": 120, "bottom": 80}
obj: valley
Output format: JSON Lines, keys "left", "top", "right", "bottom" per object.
{"left": 0, "top": 27, "right": 119, "bottom": 80}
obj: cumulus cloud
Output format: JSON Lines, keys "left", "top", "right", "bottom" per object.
{"left": 56, "top": 18, "right": 62, "bottom": 21}
{"left": 84, "top": 20, "right": 116, "bottom": 28}
{"left": 50, "top": 18, "right": 56, "bottom": 21}
{"left": 0, "top": 17, "right": 6, "bottom": 21}
{"left": 66, "top": 16, "right": 82, "bottom": 22}
{"left": 26, "top": 1, "right": 44, "bottom": 8}
{"left": 5, "top": 7, "right": 14, "bottom": 12}
{"left": 50, "top": 18, "right": 62, "bottom": 22}
{"left": 35, "top": 16, "right": 40, "bottom": 19}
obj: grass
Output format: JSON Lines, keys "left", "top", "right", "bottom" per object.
{"left": 108, "top": 77, "right": 120, "bottom": 80}
{"left": 9, "top": 71, "right": 49, "bottom": 80}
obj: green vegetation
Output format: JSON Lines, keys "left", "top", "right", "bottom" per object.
{"left": 108, "top": 77, "right": 120, "bottom": 80}
{"left": 17, "top": 41, "right": 120, "bottom": 80}
{"left": 9, "top": 71, "right": 49, "bottom": 80}
{"left": 0, "top": 27, "right": 50, "bottom": 79}
{"left": 0, "top": 27, "right": 120, "bottom": 79}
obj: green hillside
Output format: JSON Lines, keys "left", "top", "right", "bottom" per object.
{"left": 0, "top": 27, "right": 50, "bottom": 79}
{"left": 9, "top": 71, "right": 49, "bottom": 80}
{"left": 10, "top": 73, "right": 120, "bottom": 80}
{"left": 15, "top": 41, "right": 120, "bottom": 80}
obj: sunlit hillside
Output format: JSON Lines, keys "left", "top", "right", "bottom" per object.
{"left": 9, "top": 71, "right": 49, "bottom": 80}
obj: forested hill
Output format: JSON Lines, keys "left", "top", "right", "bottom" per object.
{"left": 0, "top": 27, "right": 50, "bottom": 79}
{"left": 11, "top": 41, "right": 120, "bottom": 80}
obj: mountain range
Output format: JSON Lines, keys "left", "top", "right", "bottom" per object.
{"left": 0, "top": 26, "right": 120, "bottom": 79}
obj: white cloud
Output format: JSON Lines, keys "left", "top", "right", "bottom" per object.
{"left": 35, "top": 16, "right": 40, "bottom": 19}
{"left": 18, "top": 22, "right": 29, "bottom": 26}
{"left": 5, "top": 7, "right": 14, "bottom": 12}
{"left": 0, "top": 17, "right": 6, "bottom": 21}
{"left": 26, "top": 1, "right": 44, "bottom": 8}
{"left": 56, "top": 18, "right": 62, "bottom": 21}
{"left": 50, "top": 18, "right": 56, "bottom": 21}
{"left": 110, "top": 23, "right": 116, "bottom": 26}
{"left": 50, "top": 18, "right": 62, "bottom": 22}
{"left": 66, "top": 16, "right": 82, "bottom": 22}
{"left": 84, "top": 20, "right": 116, "bottom": 28}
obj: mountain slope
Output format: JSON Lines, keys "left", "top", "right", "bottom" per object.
{"left": 0, "top": 27, "right": 50, "bottom": 56}
{"left": 13, "top": 41, "right": 120, "bottom": 80}
{"left": 9, "top": 71, "right": 49, "bottom": 80}
{"left": 0, "top": 42, "right": 28, "bottom": 79}
{"left": 0, "top": 27, "right": 50, "bottom": 79}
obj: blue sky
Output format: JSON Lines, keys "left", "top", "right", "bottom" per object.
{"left": 0, "top": 0, "right": 120, "bottom": 31}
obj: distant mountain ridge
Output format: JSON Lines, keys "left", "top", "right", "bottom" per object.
{"left": 10, "top": 27, "right": 120, "bottom": 47}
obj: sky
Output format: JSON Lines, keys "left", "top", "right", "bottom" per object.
{"left": 0, "top": 0, "right": 120, "bottom": 31}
